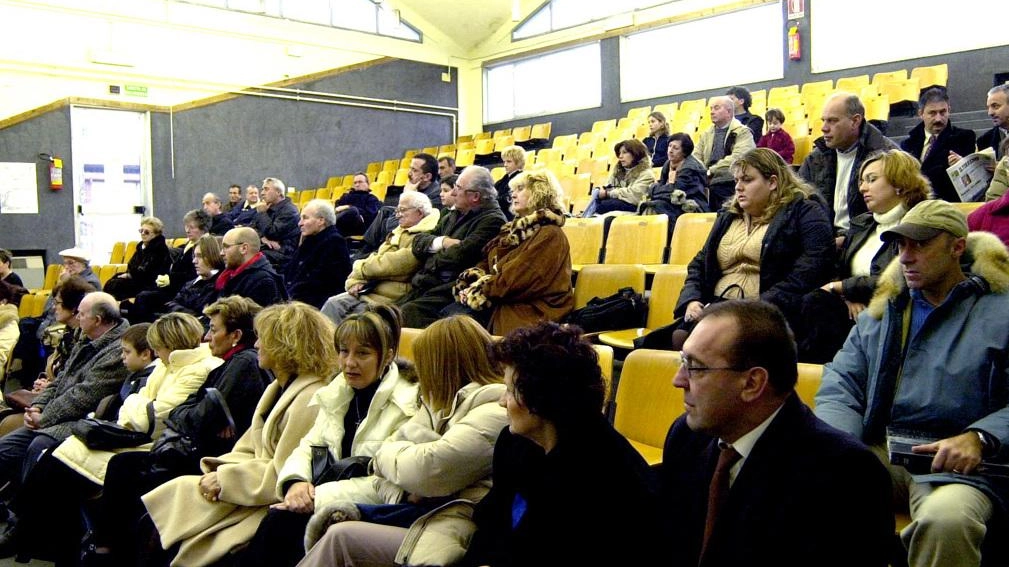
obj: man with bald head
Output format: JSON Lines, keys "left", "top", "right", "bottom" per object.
{"left": 217, "top": 227, "right": 285, "bottom": 307}
{"left": 799, "top": 93, "right": 898, "bottom": 245}
{"left": 0, "top": 291, "right": 130, "bottom": 503}
{"left": 201, "top": 192, "right": 235, "bottom": 236}
{"left": 693, "top": 96, "right": 756, "bottom": 210}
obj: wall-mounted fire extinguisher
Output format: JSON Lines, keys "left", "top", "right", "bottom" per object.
{"left": 39, "top": 153, "right": 63, "bottom": 190}
{"left": 788, "top": 25, "right": 801, "bottom": 61}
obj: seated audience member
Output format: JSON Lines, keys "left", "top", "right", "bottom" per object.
{"left": 163, "top": 234, "right": 223, "bottom": 318}
{"left": 322, "top": 192, "right": 439, "bottom": 325}
{"left": 494, "top": 146, "right": 525, "bottom": 220}
{"left": 297, "top": 315, "right": 507, "bottom": 567}
{"left": 105, "top": 216, "right": 174, "bottom": 301}
{"left": 674, "top": 148, "right": 833, "bottom": 348}
{"left": 643, "top": 111, "right": 671, "bottom": 167}
{"left": 973, "top": 84, "right": 1009, "bottom": 161}
{"left": 452, "top": 170, "right": 574, "bottom": 334}
{"left": 354, "top": 176, "right": 456, "bottom": 264}
{"left": 229, "top": 185, "right": 261, "bottom": 226}
{"left": 756, "top": 108, "right": 795, "bottom": 165}
{"left": 142, "top": 302, "right": 334, "bottom": 567}
{"left": 440, "top": 174, "right": 458, "bottom": 210}
{"left": 0, "top": 292, "right": 128, "bottom": 501}
{"left": 398, "top": 166, "right": 506, "bottom": 328}
{"left": 82, "top": 297, "right": 269, "bottom": 566}
{"left": 640, "top": 132, "right": 709, "bottom": 222}
{"left": 253, "top": 177, "right": 301, "bottom": 270}
{"left": 900, "top": 88, "right": 976, "bottom": 203}
{"left": 582, "top": 139, "right": 656, "bottom": 216}
{"left": 799, "top": 93, "right": 898, "bottom": 243}
{"left": 335, "top": 173, "right": 383, "bottom": 237}
{"left": 801, "top": 149, "right": 930, "bottom": 362}
{"left": 224, "top": 184, "right": 243, "bottom": 213}
{"left": 984, "top": 140, "right": 1009, "bottom": 201}
{"left": 462, "top": 322, "right": 661, "bottom": 566}
{"left": 406, "top": 153, "right": 441, "bottom": 209}
{"left": 56, "top": 247, "right": 102, "bottom": 291}
{"left": 662, "top": 300, "right": 893, "bottom": 566}
{"left": 286, "top": 199, "right": 351, "bottom": 309}
{"left": 129, "top": 210, "right": 210, "bottom": 321}
{"left": 0, "top": 282, "right": 19, "bottom": 378}
{"left": 237, "top": 305, "right": 418, "bottom": 567}
{"left": 695, "top": 96, "right": 757, "bottom": 211}
{"left": 10, "top": 313, "right": 219, "bottom": 563}
{"left": 969, "top": 188, "right": 1009, "bottom": 245}
{"left": 438, "top": 155, "right": 456, "bottom": 181}
{"left": 816, "top": 200, "right": 1009, "bottom": 567}
{"left": 218, "top": 227, "right": 286, "bottom": 308}
{"left": 727, "top": 85, "right": 765, "bottom": 145}
{"left": 202, "top": 193, "right": 236, "bottom": 236}
{"left": 0, "top": 249, "right": 23, "bottom": 288}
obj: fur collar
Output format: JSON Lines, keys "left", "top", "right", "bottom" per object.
{"left": 615, "top": 160, "right": 653, "bottom": 184}
{"left": 498, "top": 207, "right": 566, "bottom": 249}
{"left": 867, "top": 231, "right": 1009, "bottom": 319}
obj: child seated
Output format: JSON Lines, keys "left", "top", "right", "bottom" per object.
{"left": 757, "top": 108, "right": 795, "bottom": 165}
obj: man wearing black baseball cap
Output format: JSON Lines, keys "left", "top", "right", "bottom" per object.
{"left": 816, "top": 199, "right": 1009, "bottom": 567}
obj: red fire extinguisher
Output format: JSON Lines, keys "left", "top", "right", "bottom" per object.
{"left": 39, "top": 153, "right": 63, "bottom": 190}
{"left": 788, "top": 25, "right": 801, "bottom": 61}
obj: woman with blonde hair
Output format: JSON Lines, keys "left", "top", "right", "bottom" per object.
{"left": 801, "top": 149, "right": 931, "bottom": 362}
{"left": 238, "top": 304, "right": 418, "bottom": 567}
{"left": 495, "top": 145, "right": 526, "bottom": 220}
{"left": 453, "top": 170, "right": 574, "bottom": 333}
{"left": 583, "top": 138, "right": 656, "bottom": 216}
{"left": 298, "top": 315, "right": 507, "bottom": 567}
{"left": 674, "top": 148, "right": 833, "bottom": 347}
{"left": 11, "top": 312, "right": 221, "bottom": 564}
{"left": 105, "top": 216, "right": 174, "bottom": 300}
{"left": 141, "top": 302, "right": 336, "bottom": 566}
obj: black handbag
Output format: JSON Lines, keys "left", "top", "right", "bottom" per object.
{"left": 311, "top": 446, "right": 372, "bottom": 485}
{"left": 70, "top": 402, "right": 156, "bottom": 451}
{"left": 564, "top": 287, "right": 646, "bottom": 333}
{"left": 149, "top": 387, "right": 234, "bottom": 475}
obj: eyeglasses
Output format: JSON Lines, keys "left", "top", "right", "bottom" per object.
{"left": 221, "top": 242, "right": 241, "bottom": 249}
{"left": 138, "top": 229, "right": 153, "bottom": 236}
{"left": 395, "top": 206, "right": 419, "bottom": 215}
{"left": 678, "top": 352, "right": 747, "bottom": 380}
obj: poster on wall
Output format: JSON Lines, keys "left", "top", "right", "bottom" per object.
{"left": 0, "top": 162, "right": 39, "bottom": 214}
{"left": 787, "top": 0, "right": 805, "bottom": 19}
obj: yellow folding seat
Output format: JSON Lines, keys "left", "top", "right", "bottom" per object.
{"left": 598, "top": 265, "right": 688, "bottom": 350}
{"left": 561, "top": 215, "right": 605, "bottom": 268}
{"left": 613, "top": 349, "right": 684, "bottom": 465}
{"left": 573, "top": 263, "right": 646, "bottom": 310}
{"left": 604, "top": 215, "right": 669, "bottom": 265}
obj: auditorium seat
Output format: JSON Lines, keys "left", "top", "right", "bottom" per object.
{"left": 795, "top": 362, "right": 823, "bottom": 408}
{"left": 366, "top": 162, "right": 382, "bottom": 176}
{"left": 393, "top": 168, "right": 410, "bottom": 186}
{"left": 573, "top": 264, "right": 645, "bottom": 309}
{"left": 492, "top": 128, "right": 512, "bottom": 138}
{"left": 561, "top": 215, "right": 605, "bottom": 268}
{"left": 835, "top": 75, "right": 870, "bottom": 93}
{"left": 529, "top": 122, "right": 552, "bottom": 143}
{"left": 646, "top": 212, "right": 716, "bottom": 275}
{"left": 792, "top": 136, "right": 812, "bottom": 166}
{"left": 626, "top": 106, "right": 651, "bottom": 120}
{"left": 591, "top": 119, "right": 616, "bottom": 135}
{"left": 109, "top": 242, "right": 125, "bottom": 265}
{"left": 613, "top": 348, "right": 683, "bottom": 465}
{"left": 598, "top": 265, "right": 687, "bottom": 350}
{"left": 382, "top": 159, "right": 398, "bottom": 172}
{"left": 551, "top": 134, "right": 578, "bottom": 155}
{"left": 315, "top": 188, "right": 331, "bottom": 201}
{"left": 871, "top": 69, "right": 909, "bottom": 89}
{"left": 455, "top": 148, "right": 476, "bottom": 167}
{"left": 604, "top": 214, "right": 668, "bottom": 265}
{"left": 123, "top": 241, "right": 139, "bottom": 264}
{"left": 911, "top": 64, "right": 948, "bottom": 90}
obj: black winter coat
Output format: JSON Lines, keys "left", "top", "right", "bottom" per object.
{"left": 285, "top": 225, "right": 352, "bottom": 309}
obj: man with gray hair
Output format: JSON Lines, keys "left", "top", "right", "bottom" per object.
{"left": 799, "top": 93, "right": 898, "bottom": 246}
{"left": 284, "top": 199, "right": 351, "bottom": 309}
{"left": 253, "top": 177, "right": 300, "bottom": 270}
{"left": 693, "top": 96, "right": 756, "bottom": 210}
{"left": 202, "top": 192, "right": 235, "bottom": 236}
{"left": 398, "top": 166, "right": 505, "bottom": 327}
{"left": 0, "top": 292, "right": 129, "bottom": 503}
{"left": 321, "top": 191, "right": 440, "bottom": 324}
{"left": 976, "top": 84, "right": 1009, "bottom": 161}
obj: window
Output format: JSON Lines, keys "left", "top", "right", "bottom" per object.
{"left": 484, "top": 43, "right": 601, "bottom": 123}
{"left": 179, "top": 0, "right": 421, "bottom": 41}
{"left": 514, "top": 0, "right": 669, "bottom": 40}
{"left": 619, "top": 4, "right": 783, "bottom": 102}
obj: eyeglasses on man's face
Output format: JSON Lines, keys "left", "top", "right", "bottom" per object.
{"left": 678, "top": 352, "right": 747, "bottom": 380}
{"left": 395, "top": 206, "right": 420, "bottom": 215}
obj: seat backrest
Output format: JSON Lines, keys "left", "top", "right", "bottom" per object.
{"left": 613, "top": 349, "right": 683, "bottom": 464}
{"left": 591, "top": 119, "right": 616, "bottom": 134}
{"left": 366, "top": 162, "right": 382, "bottom": 175}
{"left": 604, "top": 214, "right": 669, "bottom": 265}
{"left": 593, "top": 344, "right": 614, "bottom": 401}
{"left": 573, "top": 264, "right": 646, "bottom": 308}
{"left": 316, "top": 188, "right": 332, "bottom": 201}
{"left": 646, "top": 265, "right": 688, "bottom": 330}
{"left": 398, "top": 327, "right": 424, "bottom": 363}
{"left": 475, "top": 139, "right": 496, "bottom": 155}
{"left": 835, "top": 74, "right": 870, "bottom": 92}
{"left": 383, "top": 159, "right": 399, "bottom": 172}
{"left": 109, "top": 242, "right": 125, "bottom": 265}
{"left": 561, "top": 216, "right": 606, "bottom": 265}
{"left": 42, "top": 264, "right": 61, "bottom": 291}
{"left": 667, "top": 213, "right": 716, "bottom": 265}
{"left": 530, "top": 122, "right": 552, "bottom": 140}
{"left": 456, "top": 148, "right": 476, "bottom": 167}
{"left": 512, "top": 125, "right": 532, "bottom": 142}
{"left": 99, "top": 265, "right": 117, "bottom": 286}
{"left": 31, "top": 293, "right": 48, "bottom": 317}
{"left": 123, "top": 241, "right": 139, "bottom": 264}
{"left": 795, "top": 362, "right": 824, "bottom": 408}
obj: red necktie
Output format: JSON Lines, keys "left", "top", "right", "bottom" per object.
{"left": 700, "top": 444, "right": 742, "bottom": 564}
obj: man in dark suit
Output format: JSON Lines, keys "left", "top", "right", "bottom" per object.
{"left": 975, "top": 84, "right": 1009, "bottom": 161}
{"left": 659, "top": 300, "right": 893, "bottom": 567}
{"left": 901, "top": 88, "right": 976, "bottom": 202}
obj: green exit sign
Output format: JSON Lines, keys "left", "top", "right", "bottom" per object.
{"left": 124, "top": 84, "right": 148, "bottom": 97}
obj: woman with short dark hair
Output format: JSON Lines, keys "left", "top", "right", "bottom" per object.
{"left": 583, "top": 138, "right": 656, "bottom": 216}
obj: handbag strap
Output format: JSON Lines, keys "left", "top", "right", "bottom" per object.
{"left": 144, "top": 401, "right": 156, "bottom": 436}
{"left": 205, "top": 387, "right": 236, "bottom": 432}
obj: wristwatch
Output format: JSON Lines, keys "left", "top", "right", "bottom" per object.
{"left": 974, "top": 430, "right": 996, "bottom": 457}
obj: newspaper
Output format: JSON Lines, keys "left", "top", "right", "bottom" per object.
{"left": 946, "top": 152, "right": 995, "bottom": 202}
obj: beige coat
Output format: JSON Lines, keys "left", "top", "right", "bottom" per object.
{"left": 53, "top": 344, "right": 221, "bottom": 485}
{"left": 345, "top": 208, "right": 440, "bottom": 303}
{"left": 0, "top": 303, "right": 19, "bottom": 373}
{"left": 142, "top": 373, "right": 325, "bottom": 567}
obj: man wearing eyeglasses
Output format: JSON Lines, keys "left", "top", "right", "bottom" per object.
{"left": 216, "top": 227, "right": 285, "bottom": 308}
{"left": 660, "top": 300, "right": 893, "bottom": 567}
{"left": 398, "top": 166, "right": 505, "bottom": 328}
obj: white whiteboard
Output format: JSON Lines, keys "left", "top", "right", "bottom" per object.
{"left": 811, "top": 0, "right": 1009, "bottom": 73}
{"left": 0, "top": 162, "right": 39, "bottom": 214}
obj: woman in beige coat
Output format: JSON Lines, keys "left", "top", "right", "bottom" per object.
{"left": 141, "top": 302, "right": 337, "bottom": 567}
{"left": 298, "top": 315, "right": 508, "bottom": 567}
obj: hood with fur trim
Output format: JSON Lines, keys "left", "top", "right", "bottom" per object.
{"left": 867, "top": 231, "right": 1009, "bottom": 319}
